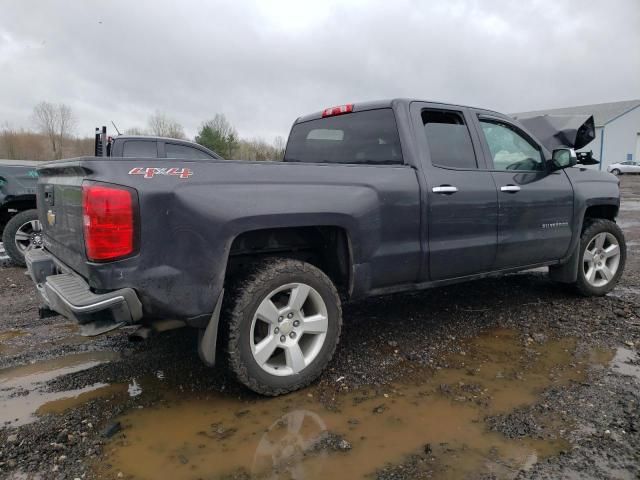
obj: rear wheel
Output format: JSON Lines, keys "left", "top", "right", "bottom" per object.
{"left": 574, "top": 219, "right": 626, "bottom": 296}
{"left": 224, "top": 258, "right": 342, "bottom": 396}
{"left": 2, "top": 209, "right": 42, "bottom": 267}
{"left": 611, "top": 168, "right": 621, "bottom": 175}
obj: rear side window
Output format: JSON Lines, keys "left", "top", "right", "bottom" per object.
{"left": 422, "top": 110, "right": 477, "bottom": 169}
{"left": 284, "top": 109, "right": 402, "bottom": 165}
{"left": 165, "top": 143, "right": 214, "bottom": 159}
{"left": 122, "top": 140, "right": 158, "bottom": 158}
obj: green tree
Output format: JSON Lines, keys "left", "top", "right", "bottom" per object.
{"left": 195, "top": 114, "right": 238, "bottom": 158}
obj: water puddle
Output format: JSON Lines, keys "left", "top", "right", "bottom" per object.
{"left": 610, "top": 347, "right": 640, "bottom": 380}
{"left": 0, "top": 330, "right": 29, "bottom": 342}
{"left": 0, "top": 351, "right": 120, "bottom": 426}
{"left": 96, "top": 329, "right": 613, "bottom": 480}
{"left": 617, "top": 218, "right": 640, "bottom": 229}
{"left": 620, "top": 199, "right": 640, "bottom": 212}
{"left": 607, "top": 285, "right": 640, "bottom": 300}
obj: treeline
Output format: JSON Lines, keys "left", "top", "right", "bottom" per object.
{"left": 0, "top": 103, "right": 285, "bottom": 161}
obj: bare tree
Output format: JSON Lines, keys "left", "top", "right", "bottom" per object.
{"left": 147, "top": 111, "right": 185, "bottom": 139}
{"left": 32, "top": 102, "right": 75, "bottom": 159}
{"left": 273, "top": 135, "right": 286, "bottom": 160}
{"left": 125, "top": 126, "right": 148, "bottom": 135}
{"left": 0, "top": 123, "right": 19, "bottom": 159}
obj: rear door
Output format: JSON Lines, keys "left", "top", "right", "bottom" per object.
{"left": 410, "top": 102, "right": 498, "bottom": 281}
{"left": 472, "top": 113, "right": 574, "bottom": 268}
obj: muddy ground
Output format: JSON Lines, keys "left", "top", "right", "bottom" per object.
{"left": 0, "top": 176, "right": 639, "bottom": 480}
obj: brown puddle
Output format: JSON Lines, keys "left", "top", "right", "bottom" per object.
{"left": 0, "top": 329, "right": 29, "bottom": 341}
{"left": 96, "top": 329, "right": 614, "bottom": 480}
{"left": 0, "top": 350, "right": 120, "bottom": 426}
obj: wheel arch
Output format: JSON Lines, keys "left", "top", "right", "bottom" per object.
{"left": 225, "top": 225, "right": 353, "bottom": 298}
{"left": 0, "top": 195, "right": 37, "bottom": 228}
{"left": 583, "top": 204, "right": 619, "bottom": 226}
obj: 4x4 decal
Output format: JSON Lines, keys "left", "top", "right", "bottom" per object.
{"left": 128, "top": 167, "right": 193, "bottom": 179}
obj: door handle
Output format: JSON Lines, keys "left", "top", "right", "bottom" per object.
{"left": 432, "top": 185, "right": 458, "bottom": 194}
{"left": 500, "top": 185, "right": 521, "bottom": 193}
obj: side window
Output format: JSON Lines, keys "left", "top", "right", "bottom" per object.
{"left": 422, "top": 110, "right": 477, "bottom": 169}
{"left": 122, "top": 140, "right": 158, "bottom": 158}
{"left": 165, "top": 143, "right": 214, "bottom": 160}
{"left": 479, "top": 120, "right": 545, "bottom": 171}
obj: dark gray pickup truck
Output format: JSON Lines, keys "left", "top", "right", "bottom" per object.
{"left": 25, "top": 99, "right": 626, "bottom": 395}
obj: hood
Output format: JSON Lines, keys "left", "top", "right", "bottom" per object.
{"left": 513, "top": 114, "right": 596, "bottom": 151}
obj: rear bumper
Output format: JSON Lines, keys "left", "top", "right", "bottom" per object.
{"left": 25, "top": 249, "right": 143, "bottom": 331}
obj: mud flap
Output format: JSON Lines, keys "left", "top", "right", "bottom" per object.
{"left": 549, "top": 244, "right": 579, "bottom": 283}
{"left": 198, "top": 289, "right": 224, "bottom": 367}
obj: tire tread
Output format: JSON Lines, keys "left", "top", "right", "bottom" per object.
{"left": 223, "top": 258, "right": 342, "bottom": 396}
{"left": 574, "top": 218, "right": 626, "bottom": 296}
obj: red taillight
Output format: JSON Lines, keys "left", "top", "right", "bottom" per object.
{"left": 321, "top": 104, "right": 353, "bottom": 117}
{"left": 83, "top": 184, "right": 135, "bottom": 261}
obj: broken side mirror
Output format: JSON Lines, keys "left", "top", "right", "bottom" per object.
{"left": 551, "top": 147, "right": 577, "bottom": 170}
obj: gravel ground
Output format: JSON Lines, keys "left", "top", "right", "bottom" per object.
{"left": 0, "top": 176, "right": 638, "bottom": 480}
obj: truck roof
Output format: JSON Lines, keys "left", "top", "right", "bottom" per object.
{"left": 114, "top": 135, "right": 197, "bottom": 144}
{"left": 294, "top": 98, "right": 504, "bottom": 124}
{"left": 0, "top": 159, "right": 43, "bottom": 167}
{"left": 110, "top": 135, "right": 221, "bottom": 159}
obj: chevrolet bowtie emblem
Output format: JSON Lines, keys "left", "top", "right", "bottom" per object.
{"left": 47, "top": 209, "right": 56, "bottom": 226}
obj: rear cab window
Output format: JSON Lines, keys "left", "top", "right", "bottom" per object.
{"left": 284, "top": 108, "right": 403, "bottom": 165}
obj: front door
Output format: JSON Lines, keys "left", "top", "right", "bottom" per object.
{"left": 411, "top": 104, "right": 498, "bottom": 281}
{"left": 474, "top": 115, "right": 574, "bottom": 268}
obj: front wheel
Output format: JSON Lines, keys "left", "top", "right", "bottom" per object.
{"left": 574, "top": 219, "right": 626, "bottom": 296}
{"left": 611, "top": 169, "right": 621, "bottom": 176}
{"left": 223, "top": 258, "right": 342, "bottom": 396}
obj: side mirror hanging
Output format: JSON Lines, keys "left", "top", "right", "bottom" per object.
{"left": 551, "top": 147, "right": 577, "bottom": 170}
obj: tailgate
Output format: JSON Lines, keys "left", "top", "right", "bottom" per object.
{"left": 36, "top": 161, "right": 87, "bottom": 272}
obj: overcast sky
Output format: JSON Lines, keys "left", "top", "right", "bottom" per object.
{"left": 1, "top": 0, "right": 638, "bottom": 141}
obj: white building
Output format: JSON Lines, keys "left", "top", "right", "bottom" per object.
{"left": 514, "top": 99, "right": 640, "bottom": 171}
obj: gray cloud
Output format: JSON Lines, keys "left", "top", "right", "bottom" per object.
{"left": 1, "top": 0, "right": 638, "bottom": 141}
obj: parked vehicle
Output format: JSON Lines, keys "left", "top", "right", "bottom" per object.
{"left": 25, "top": 99, "right": 626, "bottom": 395}
{"left": 93, "top": 127, "right": 221, "bottom": 160}
{"left": 0, "top": 160, "right": 41, "bottom": 266}
{"left": 608, "top": 161, "right": 640, "bottom": 175}
{"left": 0, "top": 133, "right": 219, "bottom": 266}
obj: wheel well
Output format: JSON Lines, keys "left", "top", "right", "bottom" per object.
{"left": 226, "top": 226, "right": 351, "bottom": 296}
{"left": 0, "top": 197, "right": 37, "bottom": 228}
{"left": 583, "top": 205, "right": 618, "bottom": 227}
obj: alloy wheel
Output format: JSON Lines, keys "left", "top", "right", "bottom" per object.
{"left": 250, "top": 283, "right": 329, "bottom": 376}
